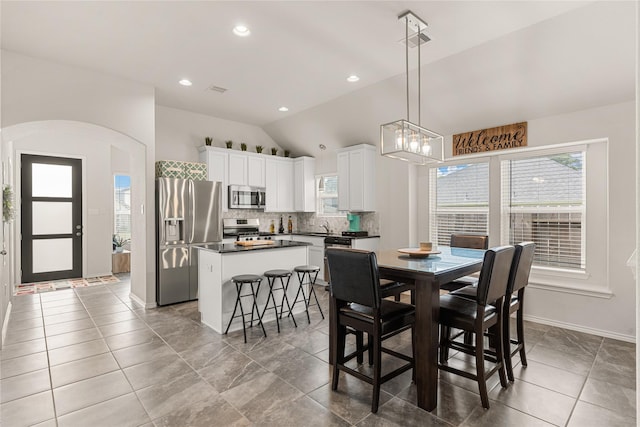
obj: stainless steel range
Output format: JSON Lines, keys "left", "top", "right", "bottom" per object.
{"left": 223, "top": 218, "right": 274, "bottom": 241}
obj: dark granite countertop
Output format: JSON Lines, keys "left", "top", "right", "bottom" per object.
{"left": 194, "top": 240, "right": 310, "bottom": 254}
{"left": 291, "top": 232, "right": 380, "bottom": 239}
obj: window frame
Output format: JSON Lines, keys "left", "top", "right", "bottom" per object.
{"left": 425, "top": 138, "right": 610, "bottom": 298}
{"left": 428, "top": 160, "right": 490, "bottom": 246}
{"left": 315, "top": 174, "right": 345, "bottom": 218}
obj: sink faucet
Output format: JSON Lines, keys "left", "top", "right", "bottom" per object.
{"left": 321, "top": 221, "right": 330, "bottom": 234}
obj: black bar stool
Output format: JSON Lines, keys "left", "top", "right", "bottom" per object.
{"left": 261, "top": 269, "right": 297, "bottom": 332}
{"left": 292, "top": 265, "right": 324, "bottom": 323}
{"left": 224, "top": 274, "right": 266, "bottom": 343}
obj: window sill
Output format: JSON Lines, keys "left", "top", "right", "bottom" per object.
{"left": 529, "top": 274, "right": 613, "bottom": 299}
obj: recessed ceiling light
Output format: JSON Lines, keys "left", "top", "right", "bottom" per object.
{"left": 347, "top": 75, "right": 360, "bottom": 82}
{"left": 179, "top": 79, "right": 192, "bottom": 86}
{"left": 233, "top": 25, "right": 251, "bottom": 37}
{"left": 278, "top": 106, "right": 289, "bottom": 112}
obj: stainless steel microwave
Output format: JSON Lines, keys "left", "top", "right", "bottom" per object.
{"left": 228, "top": 185, "right": 265, "bottom": 209}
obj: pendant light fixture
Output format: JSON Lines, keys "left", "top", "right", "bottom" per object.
{"left": 380, "top": 11, "right": 444, "bottom": 165}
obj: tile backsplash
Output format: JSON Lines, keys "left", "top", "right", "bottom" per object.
{"left": 222, "top": 210, "right": 379, "bottom": 235}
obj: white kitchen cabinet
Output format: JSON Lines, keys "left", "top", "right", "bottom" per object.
{"left": 228, "top": 152, "right": 265, "bottom": 187}
{"left": 247, "top": 156, "right": 265, "bottom": 187}
{"left": 294, "top": 157, "right": 316, "bottom": 212}
{"left": 352, "top": 237, "right": 380, "bottom": 252}
{"left": 337, "top": 144, "right": 376, "bottom": 212}
{"left": 265, "top": 158, "right": 294, "bottom": 212}
{"left": 199, "top": 146, "right": 228, "bottom": 212}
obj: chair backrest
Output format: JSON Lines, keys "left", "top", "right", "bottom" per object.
{"left": 475, "top": 245, "right": 515, "bottom": 306}
{"left": 507, "top": 242, "right": 535, "bottom": 295}
{"left": 326, "top": 248, "right": 380, "bottom": 308}
{"left": 450, "top": 233, "right": 489, "bottom": 250}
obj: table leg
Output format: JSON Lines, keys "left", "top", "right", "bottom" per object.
{"left": 414, "top": 278, "right": 439, "bottom": 411}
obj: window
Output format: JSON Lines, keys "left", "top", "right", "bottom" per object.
{"left": 316, "top": 175, "right": 343, "bottom": 217}
{"left": 114, "top": 175, "right": 131, "bottom": 241}
{"left": 501, "top": 151, "right": 585, "bottom": 270}
{"left": 429, "top": 162, "right": 489, "bottom": 246}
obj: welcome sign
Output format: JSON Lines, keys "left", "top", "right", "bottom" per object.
{"left": 452, "top": 122, "right": 527, "bottom": 156}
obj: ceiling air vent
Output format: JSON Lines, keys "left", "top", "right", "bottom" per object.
{"left": 399, "top": 32, "right": 431, "bottom": 48}
{"left": 208, "top": 85, "right": 228, "bottom": 94}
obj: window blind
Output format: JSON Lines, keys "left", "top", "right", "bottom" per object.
{"left": 430, "top": 163, "right": 489, "bottom": 246}
{"left": 501, "top": 152, "right": 585, "bottom": 269}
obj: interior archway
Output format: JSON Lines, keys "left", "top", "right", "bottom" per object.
{"left": 1, "top": 120, "right": 151, "bottom": 305}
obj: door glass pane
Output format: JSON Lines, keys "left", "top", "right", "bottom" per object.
{"left": 32, "top": 163, "right": 72, "bottom": 197}
{"left": 32, "top": 202, "right": 72, "bottom": 235}
{"left": 32, "top": 238, "right": 73, "bottom": 273}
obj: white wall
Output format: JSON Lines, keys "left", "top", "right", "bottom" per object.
{"left": 156, "top": 105, "right": 281, "bottom": 163}
{"left": 1, "top": 50, "right": 156, "bottom": 307}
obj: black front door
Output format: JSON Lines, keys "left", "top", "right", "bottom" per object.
{"left": 21, "top": 154, "right": 82, "bottom": 282}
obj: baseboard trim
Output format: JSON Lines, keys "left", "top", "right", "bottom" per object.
{"left": 2, "top": 301, "right": 12, "bottom": 347}
{"left": 129, "top": 292, "right": 156, "bottom": 309}
{"left": 524, "top": 313, "right": 636, "bottom": 343}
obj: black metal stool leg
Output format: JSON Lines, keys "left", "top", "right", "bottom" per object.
{"left": 224, "top": 281, "right": 243, "bottom": 336}
{"left": 296, "top": 271, "right": 312, "bottom": 324}
{"left": 307, "top": 270, "right": 324, "bottom": 319}
{"left": 279, "top": 275, "right": 297, "bottom": 327}
{"left": 250, "top": 281, "right": 267, "bottom": 338}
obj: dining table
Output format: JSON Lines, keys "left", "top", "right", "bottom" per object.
{"left": 328, "top": 246, "right": 485, "bottom": 412}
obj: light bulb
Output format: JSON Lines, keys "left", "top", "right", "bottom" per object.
{"left": 409, "top": 133, "right": 419, "bottom": 152}
{"left": 421, "top": 136, "right": 432, "bottom": 155}
{"left": 395, "top": 129, "right": 404, "bottom": 150}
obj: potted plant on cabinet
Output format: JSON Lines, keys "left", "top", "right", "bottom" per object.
{"left": 113, "top": 234, "right": 129, "bottom": 253}
{"left": 225, "top": 140, "right": 233, "bottom": 149}
{"left": 240, "top": 143, "right": 247, "bottom": 151}
{"left": 205, "top": 137, "right": 213, "bottom": 146}
{"left": 271, "top": 148, "right": 278, "bottom": 155}
{"left": 255, "top": 145, "right": 263, "bottom": 153}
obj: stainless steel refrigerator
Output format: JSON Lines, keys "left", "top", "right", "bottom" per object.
{"left": 156, "top": 178, "right": 222, "bottom": 305}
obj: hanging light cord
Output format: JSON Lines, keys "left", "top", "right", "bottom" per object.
{"left": 405, "top": 15, "right": 409, "bottom": 122}
{"left": 418, "top": 22, "right": 421, "bottom": 127}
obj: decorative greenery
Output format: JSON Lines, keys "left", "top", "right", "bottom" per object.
{"left": 271, "top": 148, "right": 278, "bottom": 155}
{"left": 284, "top": 150, "right": 290, "bottom": 158}
{"left": 255, "top": 145, "right": 263, "bottom": 153}
{"left": 240, "top": 143, "right": 247, "bottom": 151}
{"left": 112, "top": 234, "right": 130, "bottom": 247}
{"left": 225, "top": 140, "right": 233, "bottom": 149}
{"left": 2, "top": 185, "right": 13, "bottom": 223}
{"left": 205, "top": 137, "right": 213, "bottom": 146}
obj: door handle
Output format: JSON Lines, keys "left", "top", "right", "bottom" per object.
{"left": 0, "top": 250, "right": 6, "bottom": 256}
{"left": 75, "top": 232, "right": 82, "bottom": 236}
{"left": 76, "top": 225, "right": 82, "bottom": 230}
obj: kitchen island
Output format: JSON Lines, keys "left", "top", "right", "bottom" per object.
{"left": 196, "top": 240, "right": 311, "bottom": 334}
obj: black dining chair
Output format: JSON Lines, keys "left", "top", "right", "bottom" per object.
{"left": 440, "top": 233, "right": 489, "bottom": 292}
{"left": 438, "top": 245, "right": 515, "bottom": 409}
{"left": 326, "top": 248, "right": 415, "bottom": 413}
{"left": 451, "top": 242, "right": 536, "bottom": 381}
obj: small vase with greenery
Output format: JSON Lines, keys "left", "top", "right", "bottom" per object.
{"left": 240, "top": 143, "right": 247, "bottom": 151}
{"left": 284, "top": 150, "right": 290, "bottom": 158}
{"left": 113, "top": 234, "right": 130, "bottom": 253}
{"left": 225, "top": 140, "right": 233, "bottom": 149}
{"left": 271, "top": 148, "right": 278, "bottom": 156}
{"left": 205, "top": 137, "right": 213, "bottom": 146}
{"left": 255, "top": 145, "right": 263, "bottom": 153}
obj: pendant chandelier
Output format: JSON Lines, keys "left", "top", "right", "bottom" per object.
{"left": 380, "top": 11, "right": 443, "bottom": 165}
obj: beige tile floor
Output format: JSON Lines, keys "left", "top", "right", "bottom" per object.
{"left": 0, "top": 275, "right": 636, "bottom": 426}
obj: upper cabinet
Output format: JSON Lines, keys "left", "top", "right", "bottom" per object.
{"left": 337, "top": 144, "right": 376, "bottom": 212}
{"left": 200, "top": 146, "right": 314, "bottom": 213}
{"left": 228, "top": 152, "right": 265, "bottom": 188}
{"left": 265, "top": 158, "right": 294, "bottom": 212}
{"left": 294, "top": 157, "right": 316, "bottom": 212}
{"left": 199, "top": 147, "right": 229, "bottom": 212}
